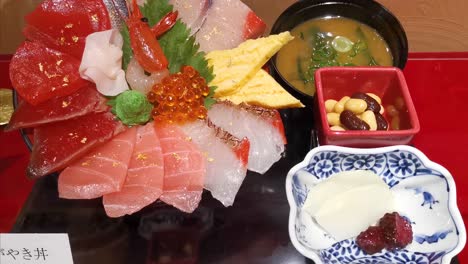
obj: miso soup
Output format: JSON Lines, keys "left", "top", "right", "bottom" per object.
{"left": 276, "top": 17, "right": 393, "bottom": 96}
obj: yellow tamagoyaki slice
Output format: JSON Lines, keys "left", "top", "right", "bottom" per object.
{"left": 206, "top": 32, "right": 293, "bottom": 97}
{"left": 219, "top": 69, "right": 304, "bottom": 109}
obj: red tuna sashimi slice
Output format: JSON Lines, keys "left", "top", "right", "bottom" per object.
{"left": 27, "top": 112, "right": 125, "bottom": 178}
{"left": 155, "top": 123, "right": 206, "bottom": 213}
{"left": 58, "top": 127, "right": 137, "bottom": 199}
{"left": 9, "top": 41, "right": 89, "bottom": 106}
{"left": 103, "top": 122, "right": 164, "bottom": 217}
{"left": 195, "top": 0, "right": 266, "bottom": 52}
{"left": 5, "top": 84, "right": 107, "bottom": 131}
{"left": 180, "top": 119, "right": 249, "bottom": 207}
{"left": 207, "top": 101, "right": 286, "bottom": 174}
{"left": 24, "top": 0, "right": 111, "bottom": 59}
{"left": 169, "top": 0, "right": 210, "bottom": 35}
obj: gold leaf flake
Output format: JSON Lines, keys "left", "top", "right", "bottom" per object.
{"left": 172, "top": 153, "right": 181, "bottom": 160}
{"left": 62, "top": 101, "right": 69, "bottom": 108}
{"left": 81, "top": 161, "right": 91, "bottom": 166}
{"left": 185, "top": 137, "right": 192, "bottom": 142}
{"left": 136, "top": 153, "right": 148, "bottom": 161}
{"left": 112, "top": 162, "right": 119, "bottom": 167}
{"left": 38, "top": 63, "right": 44, "bottom": 72}
{"left": 80, "top": 137, "right": 87, "bottom": 144}
{"left": 65, "top": 23, "right": 73, "bottom": 29}
{"left": 91, "top": 14, "right": 99, "bottom": 22}
{"left": 63, "top": 76, "right": 69, "bottom": 83}
{"left": 56, "top": 60, "right": 63, "bottom": 66}
{"left": 72, "top": 36, "right": 79, "bottom": 43}
{"left": 207, "top": 158, "right": 214, "bottom": 162}
{"left": 44, "top": 71, "right": 60, "bottom": 79}
{"left": 59, "top": 37, "right": 66, "bottom": 45}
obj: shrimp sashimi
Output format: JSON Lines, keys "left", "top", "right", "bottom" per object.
{"left": 58, "top": 127, "right": 137, "bottom": 199}
{"left": 127, "top": 0, "right": 168, "bottom": 72}
{"left": 125, "top": 57, "right": 169, "bottom": 94}
{"left": 180, "top": 119, "right": 250, "bottom": 207}
{"left": 103, "top": 122, "right": 164, "bottom": 217}
{"left": 208, "top": 101, "right": 286, "bottom": 174}
{"left": 155, "top": 123, "right": 206, "bottom": 213}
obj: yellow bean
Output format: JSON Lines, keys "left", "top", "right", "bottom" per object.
{"left": 361, "top": 110, "right": 377, "bottom": 131}
{"left": 366, "top": 93, "right": 382, "bottom": 104}
{"left": 327, "top": 112, "right": 341, "bottom": 126}
{"left": 324, "top": 99, "right": 338, "bottom": 113}
{"left": 330, "top": 125, "right": 345, "bottom": 131}
{"left": 344, "top": 98, "right": 367, "bottom": 114}
{"left": 386, "top": 105, "right": 399, "bottom": 117}
{"left": 334, "top": 96, "right": 350, "bottom": 113}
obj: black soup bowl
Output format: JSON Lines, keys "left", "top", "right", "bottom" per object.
{"left": 270, "top": 0, "right": 409, "bottom": 105}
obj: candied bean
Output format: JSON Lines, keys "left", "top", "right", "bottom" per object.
{"left": 345, "top": 98, "right": 367, "bottom": 114}
{"left": 340, "top": 110, "right": 370, "bottom": 130}
{"left": 325, "top": 99, "right": 338, "bottom": 113}
{"left": 327, "top": 112, "right": 341, "bottom": 126}
{"left": 366, "top": 93, "right": 382, "bottom": 104}
{"left": 334, "top": 96, "right": 350, "bottom": 114}
{"left": 330, "top": 125, "right": 345, "bottom": 131}
{"left": 352, "top": 92, "right": 381, "bottom": 113}
{"left": 360, "top": 110, "right": 377, "bottom": 131}
{"left": 375, "top": 112, "right": 388, "bottom": 130}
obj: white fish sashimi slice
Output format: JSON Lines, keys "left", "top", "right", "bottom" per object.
{"left": 195, "top": 0, "right": 266, "bottom": 52}
{"left": 180, "top": 119, "right": 250, "bottom": 207}
{"left": 208, "top": 101, "right": 286, "bottom": 174}
{"left": 169, "top": 0, "right": 211, "bottom": 35}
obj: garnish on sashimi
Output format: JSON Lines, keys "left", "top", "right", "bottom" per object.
{"left": 27, "top": 112, "right": 125, "bottom": 178}
{"left": 24, "top": 0, "right": 111, "bottom": 59}
{"left": 9, "top": 0, "right": 305, "bottom": 216}
{"left": 108, "top": 90, "right": 153, "bottom": 125}
{"left": 180, "top": 119, "right": 250, "bottom": 206}
{"left": 103, "top": 122, "right": 164, "bottom": 217}
{"left": 5, "top": 84, "right": 107, "bottom": 131}
{"left": 79, "top": 29, "right": 129, "bottom": 96}
{"left": 9, "top": 41, "right": 90, "bottom": 105}
{"left": 147, "top": 65, "right": 210, "bottom": 123}
{"left": 155, "top": 123, "right": 205, "bottom": 213}
{"left": 58, "top": 127, "right": 137, "bottom": 199}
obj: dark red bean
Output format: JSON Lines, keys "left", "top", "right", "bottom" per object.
{"left": 352, "top": 92, "right": 381, "bottom": 113}
{"left": 375, "top": 112, "right": 389, "bottom": 130}
{"left": 340, "top": 110, "right": 370, "bottom": 130}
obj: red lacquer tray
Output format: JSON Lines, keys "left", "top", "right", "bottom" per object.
{"left": 1, "top": 53, "right": 467, "bottom": 262}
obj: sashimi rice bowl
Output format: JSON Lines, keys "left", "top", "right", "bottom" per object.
{"left": 7, "top": 0, "right": 305, "bottom": 217}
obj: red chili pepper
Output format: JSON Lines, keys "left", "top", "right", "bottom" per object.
{"left": 151, "top": 11, "right": 179, "bottom": 38}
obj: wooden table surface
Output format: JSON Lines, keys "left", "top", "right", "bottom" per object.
{"left": 1, "top": 0, "right": 468, "bottom": 53}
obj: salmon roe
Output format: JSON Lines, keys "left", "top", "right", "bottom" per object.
{"left": 147, "top": 66, "right": 210, "bottom": 124}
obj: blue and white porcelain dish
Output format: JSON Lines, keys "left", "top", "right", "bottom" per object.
{"left": 286, "top": 145, "right": 466, "bottom": 264}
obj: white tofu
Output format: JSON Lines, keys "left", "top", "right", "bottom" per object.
{"left": 303, "top": 170, "right": 395, "bottom": 241}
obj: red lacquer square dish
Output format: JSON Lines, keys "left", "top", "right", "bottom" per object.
{"left": 314, "top": 67, "right": 420, "bottom": 147}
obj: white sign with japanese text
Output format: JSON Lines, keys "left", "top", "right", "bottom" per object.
{"left": 0, "top": 233, "right": 73, "bottom": 264}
